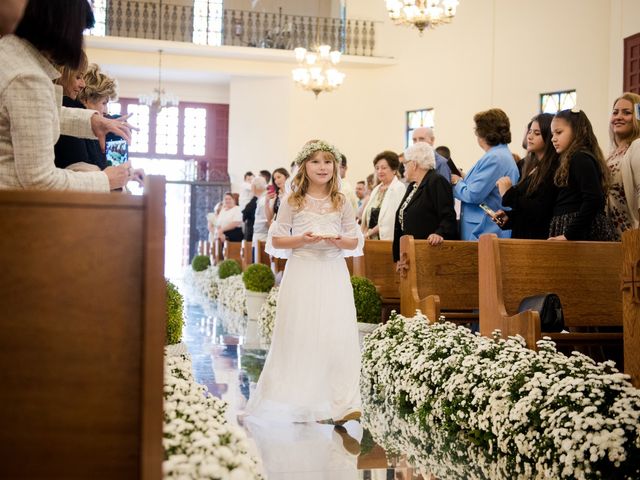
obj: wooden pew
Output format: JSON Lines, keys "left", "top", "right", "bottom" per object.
{"left": 0, "top": 177, "right": 165, "bottom": 479}
{"left": 478, "top": 233, "right": 622, "bottom": 351}
{"left": 254, "top": 239, "right": 270, "bottom": 267}
{"left": 399, "top": 235, "right": 479, "bottom": 323}
{"left": 621, "top": 229, "right": 640, "bottom": 388}
{"left": 212, "top": 237, "right": 224, "bottom": 265}
{"left": 352, "top": 240, "right": 400, "bottom": 317}
{"left": 241, "top": 240, "right": 252, "bottom": 270}
{"left": 223, "top": 240, "right": 243, "bottom": 266}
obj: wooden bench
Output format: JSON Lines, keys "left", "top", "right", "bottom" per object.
{"left": 399, "top": 235, "right": 479, "bottom": 323}
{"left": 353, "top": 240, "right": 400, "bottom": 318}
{"left": 241, "top": 240, "right": 252, "bottom": 270}
{"left": 223, "top": 240, "right": 243, "bottom": 266}
{"left": 478, "top": 233, "right": 623, "bottom": 352}
{"left": 254, "top": 239, "right": 270, "bottom": 267}
{"left": 622, "top": 229, "right": 640, "bottom": 388}
{"left": 0, "top": 177, "right": 165, "bottom": 479}
{"left": 212, "top": 237, "right": 224, "bottom": 265}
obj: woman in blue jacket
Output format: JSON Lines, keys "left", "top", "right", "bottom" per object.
{"left": 451, "top": 108, "right": 520, "bottom": 240}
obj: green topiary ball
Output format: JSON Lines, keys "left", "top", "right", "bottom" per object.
{"left": 218, "top": 259, "right": 242, "bottom": 279}
{"left": 166, "top": 279, "right": 184, "bottom": 345}
{"left": 351, "top": 276, "right": 382, "bottom": 324}
{"left": 242, "top": 263, "right": 275, "bottom": 293}
{"left": 191, "top": 254, "right": 211, "bottom": 272}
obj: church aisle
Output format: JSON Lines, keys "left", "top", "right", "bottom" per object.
{"left": 181, "top": 296, "right": 426, "bottom": 480}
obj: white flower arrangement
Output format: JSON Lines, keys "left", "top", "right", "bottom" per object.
{"left": 361, "top": 312, "right": 640, "bottom": 479}
{"left": 163, "top": 353, "right": 263, "bottom": 479}
{"left": 184, "top": 265, "right": 220, "bottom": 302}
{"left": 294, "top": 140, "right": 342, "bottom": 166}
{"left": 218, "top": 274, "right": 247, "bottom": 317}
{"left": 257, "top": 286, "right": 278, "bottom": 347}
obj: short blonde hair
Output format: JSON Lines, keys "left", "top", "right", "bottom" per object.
{"left": 77, "top": 63, "right": 118, "bottom": 104}
{"left": 404, "top": 142, "right": 436, "bottom": 170}
{"left": 55, "top": 49, "right": 88, "bottom": 96}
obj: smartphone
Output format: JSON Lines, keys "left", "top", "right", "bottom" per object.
{"left": 105, "top": 139, "right": 129, "bottom": 166}
{"left": 267, "top": 184, "right": 276, "bottom": 195}
{"left": 479, "top": 202, "right": 497, "bottom": 218}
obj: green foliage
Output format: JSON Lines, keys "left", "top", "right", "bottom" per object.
{"left": 191, "top": 254, "right": 211, "bottom": 272}
{"left": 218, "top": 259, "right": 242, "bottom": 279}
{"left": 166, "top": 279, "right": 184, "bottom": 345}
{"left": 351, "top": 275, "right": 382, "bottom": 324}
{"left": 242, "top": 263, "right": 275, "bottom": 292}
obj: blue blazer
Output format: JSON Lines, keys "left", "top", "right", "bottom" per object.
{"left": 453, "top": 144, "right": 520, "bottom": 240}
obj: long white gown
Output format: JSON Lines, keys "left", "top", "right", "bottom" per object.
{"left": 245, "top": 193, "right": 363, "bottom": 423}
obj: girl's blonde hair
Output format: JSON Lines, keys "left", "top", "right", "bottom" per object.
{"left": 55, "top": 49, "right": 88, "bottom": 95}
{"left": 78, "top": 63, "right": 118, "bottom": 104}
{"left": 288, "top": 149, "right": 344, "bottom": 211}
{"left": 609, "top": 92, "right": 640, "bottom": 148}
{"left": 553, "top": 109, "right": 610, "bottom": 194}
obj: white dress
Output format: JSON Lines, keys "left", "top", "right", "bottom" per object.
{"left": 245, "top": 193, "right": 364, "bottom": 422}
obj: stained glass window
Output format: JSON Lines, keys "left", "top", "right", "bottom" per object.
{"left": 406, "top": 108, "right": 435, "bottom": 147}
{"left": 540, "top": 90, "right": 577, "bottom": 113}
{"left": 193, "top": 0, "right": 224, "bottom": 46}
{"left": 156, "top": 107, "right": 180, "bottom": 155}
{"left": 127, "top": 104, "right": 150, "bottom": 154}
{"left": 183, "top": 108, "right": 207, "bottom": 156}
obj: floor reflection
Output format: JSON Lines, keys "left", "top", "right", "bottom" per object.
{"left": 182, "top": 294, "right": 426, "bottom": 480}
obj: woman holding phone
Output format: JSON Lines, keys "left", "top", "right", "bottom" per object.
{"left": 265, "top": 167, "right": 290, "bottom": 223}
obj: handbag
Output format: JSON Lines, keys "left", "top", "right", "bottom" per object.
{"left": 368, "top": 207, "right": 381, "bottom": 229}
{"left": 517, "top": 293, "right": 564, "bottom": 332}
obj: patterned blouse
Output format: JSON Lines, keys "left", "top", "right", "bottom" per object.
{"left": 606, "top": 144, "right": 632, "bottom": 240}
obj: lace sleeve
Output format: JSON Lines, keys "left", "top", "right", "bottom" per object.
{"left": 265, "top": 194, "right": 293, "bottom": 259}
{"left": 340, "top": 198, "right": 364, "bottom": 257}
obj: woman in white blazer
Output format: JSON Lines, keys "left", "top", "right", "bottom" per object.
{"left": 361, "top": 151, "right": 407, "bottom": 240}
{"left": 606, "top": 92, "right": 640, "bottom": 238}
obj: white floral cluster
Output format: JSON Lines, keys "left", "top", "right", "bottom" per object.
{"left": 361, "top": 312, "right": 640, "bottom": 479}
{"left": 293, "top": 140, "right": 342, "bottom": 166}
{"left": 257, "top": 286, "right": 279, "bottom": 347}
{"left": 218, "top": 274, "right": 247, "bottom": 317}
{"left": 163, "top": 353, "right": 263, "bottom": 479}
{"left": 183, "top": 266, "right": 221, "bottom": 303}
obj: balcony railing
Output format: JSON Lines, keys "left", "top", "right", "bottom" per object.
{"left": 90, "top": 0, "right": 378, "bottom": 57}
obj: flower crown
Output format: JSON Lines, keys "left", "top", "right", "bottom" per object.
{"left": 294, "top": 141, "right": 342, "bottom": 166}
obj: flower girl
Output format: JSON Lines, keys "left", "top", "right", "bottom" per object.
{"left": 245, "top": 140, "right": 363, "bottom": 423}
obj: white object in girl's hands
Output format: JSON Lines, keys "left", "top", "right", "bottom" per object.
{"left": 312, "top": 232, "right": 340, "bottom": 239}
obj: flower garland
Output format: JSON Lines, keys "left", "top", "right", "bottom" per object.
{"left": 293, "top": 140, "right": 342, "bottom": 166}
{"left": 361, "top": 312, "right": 640, "bottom": 479}
{"left": 257, "top": 286, "right": 278, "bottom": 347}
{"left": 163, "top": 353, "right": 263, "bottom": 479}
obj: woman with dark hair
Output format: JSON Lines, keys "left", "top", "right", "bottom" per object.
{"left": 265, "top": 167, "right": 290, "bottom": 223}
{"left": 548, "top": 109, "right": 615, "bottom": 241}
{"left": 451, "top": 108, "right": 520, "bottom": 240}
{"left": 0, "top": 0, "right": 129, "bottom": 191}
{"left": 492, "top": 113, "right": 560, "bottom": 239}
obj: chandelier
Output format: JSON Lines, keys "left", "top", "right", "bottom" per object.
{"left": 386, "top": 0, "right": 460, "bottom": 34}
{"left": 138, "top": 49, "right": 179, "bottom": 110}
{"left": 292, "top": 45, "right": 346, "bottom": 98}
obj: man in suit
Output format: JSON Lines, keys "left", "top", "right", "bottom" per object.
{"left": 412, "top": 127, "right": 452, "bottom": 182}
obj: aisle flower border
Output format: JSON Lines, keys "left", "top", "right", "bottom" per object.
{"left": 218, "top": 274, "right": 247, "bottom": 317}
{"left": 163, "top": 352, "right": 263, "bottom": 479}
{"left": 361, "top": 312, "right": 640, "bottom": 479}
{"left": 257, "top": 286, "right": 278, "bottom": 347}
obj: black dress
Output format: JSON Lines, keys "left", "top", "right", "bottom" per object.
{"left": 392, "top": 169, "right": 458, "bottom": 262}
{"left": 54, "top": 97, "right": 108, "bottom": 170}
{"left": 500, "top": 167, "right": 559, "bottom": 239}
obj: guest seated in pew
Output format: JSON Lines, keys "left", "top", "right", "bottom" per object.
{"left": 0, "top": 0, "right": 132, "bottom": 192}
{"left": 393, "top": 143, "right": 458, "bottom": 264}
{"left": 548, "top": 109, "right": 615, "bottom": 241}
{"left": 493, "top": 113, "right": 560, "bottom": 239}
{"left": 451, "top": 108, "right": 520, "bottom": 240}
{"left": 215, "top": 192, "right": 243, "bottom": 242}
{"left": 606, "top": 92, "right": 640, "bottom": 238}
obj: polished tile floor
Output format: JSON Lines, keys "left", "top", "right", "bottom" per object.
{"left": 181, "top": 295, "right": 427, "bottom": 480}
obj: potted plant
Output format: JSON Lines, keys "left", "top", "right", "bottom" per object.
{"left": 242, "top": 263, "right": 275, "bottom": 321}
{"left": 191, "top": 254, "right": 211, "bottom": 272}
{"left": 351, "top": 276, "right": 382, "bottom": 345}
{"left": 217, "top": 259, "right": 242, "bottom": 279}
{"left": 165, "top": 279, "right": 187, "bottom": 356}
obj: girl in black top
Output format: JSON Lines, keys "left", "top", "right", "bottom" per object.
{"left": 494, "top": 113, "right": 559, "bottom": 239}
{"left": 547, "top": 109, "right": 615, "bottom": 241}
{"left": 265, "top": 167, "right": 290, "bottom": 223}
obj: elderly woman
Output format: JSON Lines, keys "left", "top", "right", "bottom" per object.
{"left": 361, "top": 151, "right": 406, "bottom": 240}
{"left": 392, "top": 143, "right": 458, "bottom": 263}
{"left": 451, "top": 108, "right": 520, "bottom": 240}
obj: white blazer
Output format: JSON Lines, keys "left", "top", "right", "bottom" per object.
{"left": 369, "top": 176, "right": 406, "bottom": 241}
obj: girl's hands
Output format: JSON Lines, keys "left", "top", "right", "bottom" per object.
{"left": 492, "top": 209, "right": 508, "bottom": 227}
{"left": 548, "top": 235, "right": 567, "bottom": 241}
{"left": 301, "top": 231, "right": 322, "bottom": 244}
